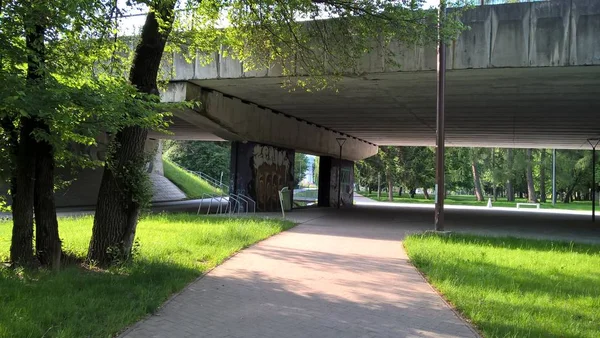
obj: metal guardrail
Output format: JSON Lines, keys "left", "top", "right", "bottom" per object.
{"left": 188, "top": 170, "right": 229, "bottom": 194}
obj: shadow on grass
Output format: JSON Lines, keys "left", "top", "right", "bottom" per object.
{"left": 0, "top": 260, "right": 198, "bottom": 338}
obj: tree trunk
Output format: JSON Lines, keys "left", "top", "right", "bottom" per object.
{"left": 10, "top": 23, "right": 48, "bottom": 266}
{"left": 34, "top": 122, "right": 61, "bottom": 269}
{"left": 387, "top": 173, "right": 393, "bottom": 201}
{"left": 399, "top": 186, "right": 403, "bottom": 197}
{"left": 526, "top": 149, "right": 537, "bottom": 202}
{"left": 409, "top": 188, "right": 416, "bottom": 198}
{"left": 10, "top": 119, "right": 36, "bottom": 265}
{"left": 471, "top": 159, "right": 483, "bottom": 201}
{"left": 540, "top": 150, "right": 547, "bottom": 203}
{"left": 506, "top": 149, "right": 514, "bottom": 202}
{"left": 88, "top": 4, "right": 175, "bottom": 265}
{"left": 423, "top": 188, "right": 430, "bottom": 199}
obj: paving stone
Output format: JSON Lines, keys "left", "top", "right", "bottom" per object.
{"left": 120, "top": 208, "right": 479, "bottom": 338}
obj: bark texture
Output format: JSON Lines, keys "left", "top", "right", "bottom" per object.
{"left": 10, "top": 24, "right": 49, "bottom": 266}
{"left": 387, "top": 171, "right": 393, "bottom": 201}
{"left": 88, "top": 4, "right": 175, "bottom": 265}
{"left": 10, "top": 119, "right": 36, "bottom": 265}
{"left": 540, "top": 150, "right": 547, "bottom": 202}
{"left": 526, "top": 149, "right": 537, "bottom": 202}
{"left": 506, "top": 149, "right": 514, "bottom": 202}
{"left": 471, "top": 159, "right": 483, "bottom": 201}
{"left": 34, "top": 122, "right": 61, "bottom": 268}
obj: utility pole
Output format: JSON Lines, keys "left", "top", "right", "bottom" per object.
{"left": 434, "top": 0, "right": 447, "bottom": 231}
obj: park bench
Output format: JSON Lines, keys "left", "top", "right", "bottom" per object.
{"left": 516, "top": 202, "right": 540, "bottom": 209}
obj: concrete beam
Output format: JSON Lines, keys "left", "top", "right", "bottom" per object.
{"left": 167, "top": 0, "right": 599, "bottom": 81}
{"left": 162, "top": 82, "right": 378, "bottom": 161}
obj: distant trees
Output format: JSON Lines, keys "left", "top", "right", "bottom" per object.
{"left": 294, "top": 154, "right": 309, "bottom": 187}
{"left": 163, "top": 141, "right": 230, "bottom": 181}
{"left": 356, "top": 146, "right": 597, "bottom": 204}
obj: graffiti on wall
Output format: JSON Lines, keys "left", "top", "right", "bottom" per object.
{"left": 252, "top": 144, "right": 293, "bottom": 211}
{"left": 329, "top": 160, "right": 354, "bottom": 207}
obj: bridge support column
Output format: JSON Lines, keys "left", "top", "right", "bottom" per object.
{"left": 229, "top": 141, "right": 295, "bottom": 212}
{"left": 318, "top": 156, "right": 354, "bottom": 208}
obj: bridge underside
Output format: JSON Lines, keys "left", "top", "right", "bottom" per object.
{"left": 186, "top": 66, "right": 600, "bottom": 150}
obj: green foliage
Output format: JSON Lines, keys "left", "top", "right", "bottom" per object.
{"left": 163, "top": 140, "right": 230, "bottom": 181}
{"left": 294, "top": 153, "right": 309, "bottom": 187}
{"left": 0, "top": 214, "right": 294, "bottom": 337}
{"left": 0, "top": 0, "right": 172, "bottom": 191}
{"left": 166, "top": 0, "right": 467, "bottom": 89}
{"left": 404, "top": 233, "right": 600, "bottom": 338}
{"left": 358, "top": 146, "right": 597, "bottom": 204}
{"left": 163, "top": 159, "right": 222, "bottom": 198}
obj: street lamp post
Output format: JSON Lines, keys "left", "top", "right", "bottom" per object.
{"left": 588, "top": 138, "right": 600, "bottom": 222}
{"left": 336, "top": 137, "right": 346, "bottom": 209}
{"left": 434, "top": 0, "right": 447, "bottom": 231}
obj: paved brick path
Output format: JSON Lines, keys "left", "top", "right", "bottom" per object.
{"left": 121, "top": 210, "right": 479, "bottom": 338}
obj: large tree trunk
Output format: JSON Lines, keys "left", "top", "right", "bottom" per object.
{"left": 423, "top": 188, "right": 430, "bottom": 199}
{"left": 540, "top": 150, "right": 547, "bottom": 203}
{"left": 10, "top": 23, "right": 47, "bottom": 266}
{"left": 34, "top": 122, "right": 61, "bottom": 268}
{"left": 88, "top": 5, "right": 175, "bottom": 265}
{"left": 506, "top": 149, "right": 514, "bottom": 202}
{"left": 471, "top": 159, "right": 484, "bottom": 201}
{"left": 526, "top": 149, "right": 537, "bottom": 202}
{"left": 10, "top": 119, "right": 36, "bottom": 265}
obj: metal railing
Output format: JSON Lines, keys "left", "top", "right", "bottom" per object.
{"left": 196, "top": 192, "right": 257, "bottom": 216}
{"left": 188, "top": 170, "right": 229, "bottom": 194}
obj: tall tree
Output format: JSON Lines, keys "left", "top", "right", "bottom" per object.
{"left": 525, "top": 148, "right": 537, "bottom": 202}
{"left": 470, "top": 149, "right": 484, "bottom": 201}
{"left": 89, "top": 1, "right": 177, "bottom": 265}
{"left": 539, "top": 149, "right": 547, "bottom": 202}
{"left": 505, "top": 148, "right": 515, "bottom": 202}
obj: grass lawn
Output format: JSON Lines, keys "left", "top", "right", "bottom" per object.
{"left": 293, "top": 188, "right": 318, "bottom": 199}
{"left": 0, "top": 214, "right": 293, "bottom": 338}
{"left": 163, "top": 159, "right": 221, "bottom": 198}
{"left": 361, "top": 192, "right": 594, "bottom": 211}
{"left": 404, "top": 233, "right": 600, "bottom": 338}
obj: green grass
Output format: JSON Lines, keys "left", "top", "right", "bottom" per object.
{"left": 162, "top": 159, "right": 221, "bottom": 198}
{"left": 360, "top": 192, "right": 594, "bottom": 211}
{"left": 294, "top": 188, "right": 318, "bottom": 199}
{"left": 0, "top": 214, "right": 294, "bottom": 338}
{"left": 404, "top": 233, "right": 600, "bottom": 338}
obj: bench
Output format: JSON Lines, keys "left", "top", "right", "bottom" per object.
{"left": 516, "top": 202, "right": 540, "bottom": 209}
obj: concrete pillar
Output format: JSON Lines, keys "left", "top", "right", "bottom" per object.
{"left": 229, "top": 141, "right": 295, "bottom": 212}
{"left": 317, "top": 156, "right": 354, "bottom": 208}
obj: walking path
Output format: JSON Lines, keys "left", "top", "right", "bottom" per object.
{"left": 121, "top": 208, "right": 479, "bottom": 338}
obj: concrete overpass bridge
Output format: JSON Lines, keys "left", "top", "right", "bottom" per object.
{"left": 27, "top": 0, "right": 599, "bottom": 210}
{"left": 158, "top": 0, "right": 600, "bottom": 152}
{"left": 150, "top": 0, "right": 600, "bottom": 210}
